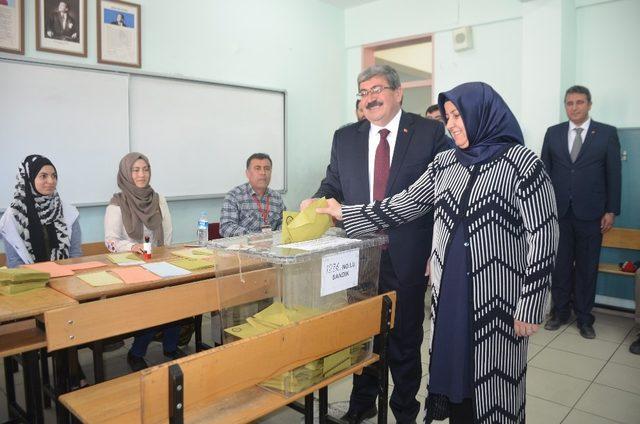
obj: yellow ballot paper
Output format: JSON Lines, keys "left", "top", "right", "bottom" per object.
{"left": 169, "top": 258, "right": 214, "bottom": 271}
{"left": 171, "top": 248, "right": 213, "bottom": 260}
{"left": 281, "top": 197, "right": 333, "bottom": 244}
{"left": 77, "top": 271, "right": 123, "bottom": 287}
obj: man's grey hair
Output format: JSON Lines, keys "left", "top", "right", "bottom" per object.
{"left": 357, "top": 65, "right": 401, "bottom": 90}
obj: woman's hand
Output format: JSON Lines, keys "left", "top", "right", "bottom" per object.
{"left": 316, "top": 198, "right": 343, "bottom": 221}
{"left": 131, "top": 243, "right": 145, "bottom": 254}
{"left": 514, "top": 320, "right": 539, "bottom": 337}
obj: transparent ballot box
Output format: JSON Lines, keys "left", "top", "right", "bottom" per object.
{"left": 209, "top": 230, "right": 387, "bottom": 396}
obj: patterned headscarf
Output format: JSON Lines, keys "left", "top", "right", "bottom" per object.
{"left": 438, "top": 82, "right": 524, "bottom": 166}
{"left": 109, "top": 152, "right": 164, "bottom": 245}
{"left": 10, "top": 155, "right": 70, "bottom": 262}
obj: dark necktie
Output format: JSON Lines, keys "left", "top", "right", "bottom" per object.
{"left": 570, "top": 127, "right": 583, "bottom": 162}
{"left": 373, "top": 128, "right": 391, "bottom": 201}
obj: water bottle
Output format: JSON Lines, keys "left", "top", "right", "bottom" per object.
{"left": 197, "top": 211, "right": 209, "bottom": 246}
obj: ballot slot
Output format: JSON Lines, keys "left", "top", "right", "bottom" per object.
{"left": 208, "top": 230, "right": 387, "bottom": 396}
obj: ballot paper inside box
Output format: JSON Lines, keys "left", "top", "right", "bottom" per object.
{"left": 209, "top": 230, "right": 387, "bottom": 396}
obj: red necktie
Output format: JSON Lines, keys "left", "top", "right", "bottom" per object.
{"left": 373, "top": 128, "right": 391, "bottom": 201}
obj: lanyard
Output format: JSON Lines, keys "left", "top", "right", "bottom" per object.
{"left": 252, "top": 194, "right": 270, "bottom": 225}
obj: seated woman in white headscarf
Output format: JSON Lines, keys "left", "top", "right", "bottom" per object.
{"left": 0, "top": 154, "right": 82, "bottom": 267}
{"left": 0, "top": 154, "right": 86, "bottom": 387}
{"left": 104, "top": 152, "right": 183, "bottom": 372}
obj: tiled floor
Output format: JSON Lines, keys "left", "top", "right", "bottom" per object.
{"left": 1, "top": 309, "right": 639, "bottom": 423}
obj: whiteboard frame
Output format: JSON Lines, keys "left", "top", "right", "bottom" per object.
{"left": 0, "top": 54, "right": 288, "bottom": 209}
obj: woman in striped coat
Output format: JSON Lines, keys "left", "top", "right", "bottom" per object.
{"left": 319, "top": 82, "right": 559, "bottom": 424}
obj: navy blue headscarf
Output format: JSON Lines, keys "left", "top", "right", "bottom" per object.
{"left": 438, "top": 82, "right": 524, "bottom": 166}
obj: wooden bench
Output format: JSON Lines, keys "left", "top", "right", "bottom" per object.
{"left": 44, "top": 267, "right": 277, "bottom": 423}
{"left": 598, "top": 227, "right": 640, "bottom": 276}
{"left": 0, "top": 320, "right": 47, "bottom": 423}
{"left": 59, "top": 293, "right": 396, "bottom": 424}
{"left": 598, "top": 227, "right": 640, "bottom": 321}
{"left": 0, "top": 288, "right": 77, "bottom": 424}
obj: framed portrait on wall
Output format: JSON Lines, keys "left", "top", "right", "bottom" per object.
{"left": 97, "top": 0, "right": 141, "bottom": 68}
{"left": 36, "top": 0, "right": 87, "bottom": 56}
{"left": 0, "top": 0, "right": 25, "bottom": 55}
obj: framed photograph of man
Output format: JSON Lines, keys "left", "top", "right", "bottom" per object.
{"left": 97, "top": 0, "right": 141, "bottom": 68}
{"left": 0, "top": 0, "right": 24, "bottom": 55}
{"left": 36, "top": 0, "right": 87, "bottom": 57}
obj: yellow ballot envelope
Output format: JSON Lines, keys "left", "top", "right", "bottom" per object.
{"left": 281, "top": 197, "right": 333, "bottom": 244}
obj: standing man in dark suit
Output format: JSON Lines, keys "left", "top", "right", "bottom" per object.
{"left": 542, "top": 85, "right": 621, "bottom": 339}
{"left": 301, "top": 65, "right": 446, "bottom": 423}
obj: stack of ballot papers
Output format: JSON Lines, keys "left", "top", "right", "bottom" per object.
{"left": 224, "top": 302, "right": 370, "bottom": 395}
{"left": 0, "top": 268, "right": 49, "bottom": 295}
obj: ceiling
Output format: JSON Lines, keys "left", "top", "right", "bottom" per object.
{"left": 319, "top": 0, "right": 378, "bottom": 9}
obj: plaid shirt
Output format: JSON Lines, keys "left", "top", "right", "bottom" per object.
{"left": 219, "top": 182, "right": 286, "bottom": 237}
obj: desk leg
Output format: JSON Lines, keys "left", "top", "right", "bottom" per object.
{"left": 40, "top": 348, "right": 52, "bottom": 409}
{"left": 22, "top": 350, "right": 44, "bottom": 424}
{"left": 92, "top": 341, "right": 105, "bottom": 383}
{"left": 319, "top": 387, "right": 328, "bottom": 424}
{"left": 304, "top": 393, "right": 314, "bottom": 424}
{"left": 3, "top": 357, "right": 17, "bottom": 421}
{"left": 194, "top": 315, "right": 203, "bottom": 351}
{"left": 53, "top": 349, "right": 70, "bottom": 424}
{"left": 377, "top": 296, "right": 392, "bottom": 424}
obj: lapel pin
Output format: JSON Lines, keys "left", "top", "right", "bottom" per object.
{"left": 403, "top": 128, "right": 408, "bottom": 133}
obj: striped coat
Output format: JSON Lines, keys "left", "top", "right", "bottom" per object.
{"left": 342, "top": 145, "right": 559, "bottom": 423}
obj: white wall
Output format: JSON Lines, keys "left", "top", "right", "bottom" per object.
{"left": 433, "top": 19, "right": 523, "bottom": 119}
{"left": 1, "top": 0, "right": 346, "bottom": 244}
{"left": 577, "top": 0, "right": 640, "bottom": 127}
{"left": 344, "top": 0, "right": 640, "bottom": 153}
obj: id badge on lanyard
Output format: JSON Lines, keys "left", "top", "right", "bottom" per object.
{"left": 253, "top": 194, "right": 271, "bottom": 232}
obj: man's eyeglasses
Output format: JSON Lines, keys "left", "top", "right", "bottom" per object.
{"left": 357, "top": 85, "right": 393, "bottom": 99}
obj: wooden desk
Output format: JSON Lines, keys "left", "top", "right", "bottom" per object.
{"left": 0, "top": 288, "right": 77, "bottom": 323}
{"left": 0, "top": 288, "right": 76, "bottom": 424}
{"left": 61, "top": 294, "right": 396, "bottom": 424}
{"left": 49, "top": 245, "right": 266, "bottom": 302}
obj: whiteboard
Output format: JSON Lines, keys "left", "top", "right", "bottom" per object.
{"left": 0, "top": 60, "right": 129, "bottom": 209}
{"left": 0, "top": 58, "right": 286, "bottom": 209}
{"left": 129, "top": 75, "right": 286, "bottom": 197}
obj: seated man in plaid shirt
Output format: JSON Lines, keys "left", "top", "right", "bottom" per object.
{"left": 220, "top": 153, "right": 286, "bottom": 237}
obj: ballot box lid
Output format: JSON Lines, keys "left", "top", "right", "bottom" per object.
{"left": 208, "top": 228, "right": 388, "bottom": 265}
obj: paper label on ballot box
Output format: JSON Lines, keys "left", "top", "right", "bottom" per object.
{"left": 321, "top": 248, "right": 359, "bottom": 297}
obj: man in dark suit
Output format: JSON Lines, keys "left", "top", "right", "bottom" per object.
{"left": 46, "top": 1, "right": 78, "bottom": 42}
{"left": 541, "top": 85, "right": 621, "bottom": 339}
{"left": 301, "top": 65, "right": 446, "bottom": 423}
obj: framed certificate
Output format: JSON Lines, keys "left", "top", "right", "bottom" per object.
{"left": 97, "top": 0, "right": 141, "bottom": 68}
{"left": 0, "top": 0, "right": 24, "bottom": 55}
{"left": 36, "top": 0, "right": 87, "bottom": 57}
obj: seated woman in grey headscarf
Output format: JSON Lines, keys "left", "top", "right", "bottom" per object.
{"left": 104, "top": 152, "right": 183, "bottom": 372}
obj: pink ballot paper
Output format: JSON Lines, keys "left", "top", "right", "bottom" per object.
{"left": 22, "top": 262, "right": 74, "bottom": 278}
{"left": 63, "top": 261, "right": 108, "bottom": 271}
{"left": 110, "top": 267, "right": 162, "bottom": 284}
